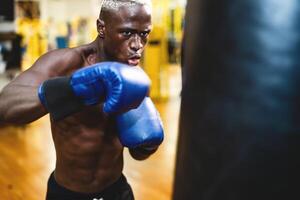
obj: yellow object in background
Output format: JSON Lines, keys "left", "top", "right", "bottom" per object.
{"left": 173, "top": 5, "right": 184, "bottom": 42}
{"left": 143, "top": 26, "right": 169, "bottom": 100}
{"left": 16, "top": 19, "right": 47, "bottom": 71}
{"left": 143, "top": 0, "right": 185, "bottom": 100}
{"left": 68, "top": 17, "right": 98, "bottom": 48}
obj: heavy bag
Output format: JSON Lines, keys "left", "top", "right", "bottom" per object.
{"left": 173, "top": 0, "right": 299, "bottom": 199}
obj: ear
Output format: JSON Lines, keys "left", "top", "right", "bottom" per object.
{"left": 97, "top": 18, "right": 105, "bottom": 38}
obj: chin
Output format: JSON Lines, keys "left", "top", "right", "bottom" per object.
{"left": 128, "top": 63, "right": 139, "bottom": 66}
{"left": 114, "top": 58, "right": 140, "bottom": 66}
{"left": 127, "top": 60, "right": 140, "bottom": 66}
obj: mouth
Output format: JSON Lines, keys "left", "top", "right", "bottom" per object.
{"left": 128, "top": 55, "right": 141, "bottom": 66}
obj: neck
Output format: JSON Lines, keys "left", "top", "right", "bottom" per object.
{"left": 94, "top": 36, "right": 110, "bottom": 62}
{"left": 76, "top": 37, "right": 108, "bottom": 66}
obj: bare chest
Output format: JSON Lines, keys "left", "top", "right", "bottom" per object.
{"left": 50, "top": 105, "right": 122, "bottom": 155}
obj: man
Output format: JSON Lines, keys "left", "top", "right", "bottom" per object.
{"left": 0, "top": 0, "right": 164, "bottom": 199}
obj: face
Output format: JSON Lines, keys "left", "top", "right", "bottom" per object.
{"left": 98, "top": 4, "right": 152, "bottom": 66}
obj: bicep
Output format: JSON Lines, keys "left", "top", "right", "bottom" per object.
{"left": 0, "top": 49, "right": 82, "bottom": 124}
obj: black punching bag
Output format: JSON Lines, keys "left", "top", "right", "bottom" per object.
{"left": 173, "top": 0, "right": 299, "bottom": 199}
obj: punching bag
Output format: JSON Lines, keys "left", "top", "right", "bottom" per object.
{"left": 173, "top": 0, "right": 299, "bottom": 199}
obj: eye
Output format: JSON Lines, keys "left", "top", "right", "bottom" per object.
{"left": 121, "top": 31, "right": 132, "bottom": 37}
{"left": 140, "top": 32, "right": 149, "bottom": 38}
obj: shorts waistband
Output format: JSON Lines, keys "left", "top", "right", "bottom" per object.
{"left": 46, "top": 172, "right": 128, "bottom": 199}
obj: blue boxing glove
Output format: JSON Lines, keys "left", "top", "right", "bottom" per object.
{"left": 116, "top": 97, "right": 164, "bottom": 149}
{"left": 38, "top": 62, "right": 150, "bottom": 121}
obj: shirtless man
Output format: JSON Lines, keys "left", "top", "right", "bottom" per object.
{"left": 0, "top": 0, "right": 164, "bottom": 199}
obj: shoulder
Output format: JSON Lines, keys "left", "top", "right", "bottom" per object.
{"left": 30, "top": 47, "right": 85, "bottom": 77}
{"left": 6, "top": 47, "right": 86, "bottom": 86}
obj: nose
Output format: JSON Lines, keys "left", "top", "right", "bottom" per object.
{"left": 129, "top": 34, "right": 143, "bottom": 52}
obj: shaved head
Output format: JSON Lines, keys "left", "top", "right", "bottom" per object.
{"left": 99, "top": 0, "right": 152, "bottom": 20}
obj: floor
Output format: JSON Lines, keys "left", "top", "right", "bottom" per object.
{"left": 0, "top": 65, "right": 182, "bottom": 200}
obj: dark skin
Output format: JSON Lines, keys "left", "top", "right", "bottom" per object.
{"left": 0, "top": 4, "right": 156, "bottom": 193}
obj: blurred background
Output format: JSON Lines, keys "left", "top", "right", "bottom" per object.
{"left": 0, "top": 0, "right": 186, "bottom": 199}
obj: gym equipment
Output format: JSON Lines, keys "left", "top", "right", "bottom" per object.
{"left": 173, "top": 0, "right": 298, "bottom": 199}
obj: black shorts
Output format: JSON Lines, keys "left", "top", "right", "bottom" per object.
{"left": 46, "top": 172, "right": 134, "bottom": 200}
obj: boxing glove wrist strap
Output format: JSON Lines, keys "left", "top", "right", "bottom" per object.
{"left": 39, "top": 77, "right": 84, "bottom": 121}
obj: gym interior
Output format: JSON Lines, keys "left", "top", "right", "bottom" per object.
{"left": 0, "top": 0, "right": 295, "bottom": 200}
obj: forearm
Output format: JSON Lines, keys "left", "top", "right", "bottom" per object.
{"left": 0, "top": 83, "right": 47, "bottom": 125}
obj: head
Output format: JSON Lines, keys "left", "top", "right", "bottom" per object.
{"left": 97, "top": 0, "right": 152, "bottom": 66}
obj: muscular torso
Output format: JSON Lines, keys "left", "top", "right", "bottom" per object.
{"left": 50, "top": 45, "right": 124, "bottom": 193}
{"left": 52, "top": 105, "right": 124, "bottom": 193}
{"left": 0, "top": 41, "right": 150, "bottom": 193}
